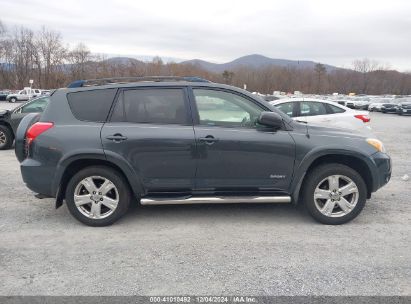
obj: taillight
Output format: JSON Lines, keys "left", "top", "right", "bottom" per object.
{"left": 26, "top": 122, "right": 54, "bottom": 146}
{"left": 354, "top": 114, "right": 370, "bottom": 123}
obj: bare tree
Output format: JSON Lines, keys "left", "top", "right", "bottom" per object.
{"left": 222, "top": 70, "right": 234, "bottom": 84}
{"left": 9, "top": 26, "right": 37, "bottom": 88}
{"left": 352, "top": 58, "right": 382, "bottom": 93}
{"left": 314, "top": 63, "right": 326, "bottom": 94}
{"left": 0, "top": 19, "right": 6, "bottom": 56}
{"left": 68, "top": 43, "right": 91, "bottom": 79}
{"left": 35, "top": 27, "right": 67, "bottom": 88}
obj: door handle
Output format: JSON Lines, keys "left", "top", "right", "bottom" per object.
{"left": 199, "top": 135, "right": 219, "bottom": 145}
{"left": 106, "top": 133, "right": 128, "bottom": 142}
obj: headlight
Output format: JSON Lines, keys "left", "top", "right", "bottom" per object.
{"left": 366, "top": 138, "right": 386, "bottom": 153}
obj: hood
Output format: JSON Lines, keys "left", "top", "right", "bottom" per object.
{"left": 289, "top": 119, "right": 375, "bottom": 139}
{"left": 307, "top": 123, "right": 372, "bottom": 139}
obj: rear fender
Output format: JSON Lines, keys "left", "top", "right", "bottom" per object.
{"left": 54, "top": 151, "right": 145, "bottom": 208}
{"left": 14, "top": 113, "right": 40, "bottom": 162}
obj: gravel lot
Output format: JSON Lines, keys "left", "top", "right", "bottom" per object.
{"left": 0, "top": 101, "right": 410, "bottom": 296}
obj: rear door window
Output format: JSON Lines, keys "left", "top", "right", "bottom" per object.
{"left": 110, "top": 88, "right": 188, "bottom": 125}
{"left": 300, "top": 101, "right": 327, "bottom": 116}
{"left": 326, "top": 104, "right": 346, "bottom": 114}
{"left": 67, "top": 89, "right": 117, "bottom": 122}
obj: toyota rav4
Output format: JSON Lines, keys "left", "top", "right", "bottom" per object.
{"left": 15, "top": 77, "right": 391, "bottom": 226}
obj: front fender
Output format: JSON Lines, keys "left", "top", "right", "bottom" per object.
{"left": 289, "top": 146, "right": 376, "bottom": 203}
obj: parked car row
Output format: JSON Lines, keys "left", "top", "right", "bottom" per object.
{"left": 368, "top": 98, "right": 411, "bottom": 115}
{"left": 0, "top": 96, "right": 50, "bottom": 149}
{"left": 0, "top": 88, "right": 51, "bottom": 103}
{"left": 267, "top": 93, "right": 411, "bottom": 115}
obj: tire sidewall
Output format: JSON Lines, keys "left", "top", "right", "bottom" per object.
{"left": 0, "top": 125, "right": 13, "bottom": 150}
{"left": 65, "top": 166, "right": 131, "bottom": 226}
{"left": 303, "top": 164, "right": 367, "bottom": 225}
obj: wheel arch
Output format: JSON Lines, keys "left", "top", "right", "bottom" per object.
{"left": 55, "top": 156, "right": 143, "bottom": 208}
{"left": 291, "top": 152, "right": 374, "bottom": 204}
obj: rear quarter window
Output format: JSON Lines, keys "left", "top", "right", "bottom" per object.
{"left": 67, "top": 89, "right": 117, "bottom": 122}
{"left": 327, "top": 104, "right": 346, "bottom": 114}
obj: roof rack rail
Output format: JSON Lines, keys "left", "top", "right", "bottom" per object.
{"left": 67, "top": 76, "right": 211, "bottom": 88}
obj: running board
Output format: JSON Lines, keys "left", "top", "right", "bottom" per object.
{"left": 140, "top": 196, "right": 291, "bottom": 205}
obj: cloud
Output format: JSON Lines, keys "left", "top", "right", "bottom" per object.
{"left": 1, "top": 0, "right": 410, "bottom": 70}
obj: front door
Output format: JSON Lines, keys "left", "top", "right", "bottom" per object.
{"left": 190, "top": 88, "right": 295, "bottom": 193}
{"left": 101, "top": 87, "right": 196, "bottom": 192}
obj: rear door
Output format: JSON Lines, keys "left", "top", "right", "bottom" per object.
{"left": 101, "top": 87, "right": 197, "bottom": 192}
{"left": 190, "top": 88, "right": 295, "bottom": 192}
{"left": 297, "top": 101, "right": 330, "bottom": 124}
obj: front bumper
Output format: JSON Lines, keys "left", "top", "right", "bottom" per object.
{"left": 370, "top": 152, "right": 391, "bottom": 192}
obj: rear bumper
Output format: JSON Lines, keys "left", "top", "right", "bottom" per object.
{"left": 370, "top": 152, "right": 391, "bottom": 192}
{"left": 21, "top": 158, "right": 55, "bottom": 197}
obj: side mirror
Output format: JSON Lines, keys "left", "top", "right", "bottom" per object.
{"left": 258, "top": 111, "right": 283, "bottom": 129}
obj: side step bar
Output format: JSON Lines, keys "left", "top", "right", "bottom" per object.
{"left": 141, "top": 196, "right": 291, "bottom": 205}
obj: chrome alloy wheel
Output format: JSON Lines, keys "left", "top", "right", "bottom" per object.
{"left": 0, "top": 131, "right": 6, "bottom": 145}
{"left": 74, "top": 176, "right": 119, "bottom": 219}
{"left": 313, "top": 175, "right": 359, "bottom": 217}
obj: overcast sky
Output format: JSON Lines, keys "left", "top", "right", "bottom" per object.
{"left": 1, "top": 0, "right": 410, "bottom": 70}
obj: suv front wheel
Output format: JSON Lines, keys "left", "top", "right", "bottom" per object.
{"left": 65, "top": 166, "right": 131, "bottom": 226}
{"left": 303, "top": 163, "right": 367, "bottom": 225}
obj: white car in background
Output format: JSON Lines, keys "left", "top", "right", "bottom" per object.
{"left": 270, "top": 98, "right": 373, "bottom": 135}
{"left": 6, "top": 88, "right": 42, "bottom": 103}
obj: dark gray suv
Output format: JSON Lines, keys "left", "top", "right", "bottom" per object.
{"left": 15, "top": 77, "right": 391, "bottom": 226}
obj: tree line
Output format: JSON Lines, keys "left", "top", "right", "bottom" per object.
{"left": 1, "top": 20, "right": 410, "bottom": 95}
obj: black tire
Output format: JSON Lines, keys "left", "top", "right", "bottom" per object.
{"left": 302, "top": 163, "right": 367, "bottom": 225}
{"left": 65, "top": 166, "right": 131, "bottom": 227}
{"left": 9, "top": 97, "right": 17, "bottom": 103}
{"left": 0, "top": 125, "right": 14, "bottom": 150}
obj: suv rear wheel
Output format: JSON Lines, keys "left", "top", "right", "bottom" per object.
{"left": 303, "top": 163, "right": 367, "bottom": 225}
{"left": 0, "top": 125, "right": 13, "bottom": 150}
{"left": 65, "top": 166, "right": 131, "bottom": 226}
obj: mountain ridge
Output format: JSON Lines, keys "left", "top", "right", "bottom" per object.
{"left": 180, "top": 54, "right": 337, "bottom": 73}
{"left": 103, "top": 54, "right": 338, "bottom": 72}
